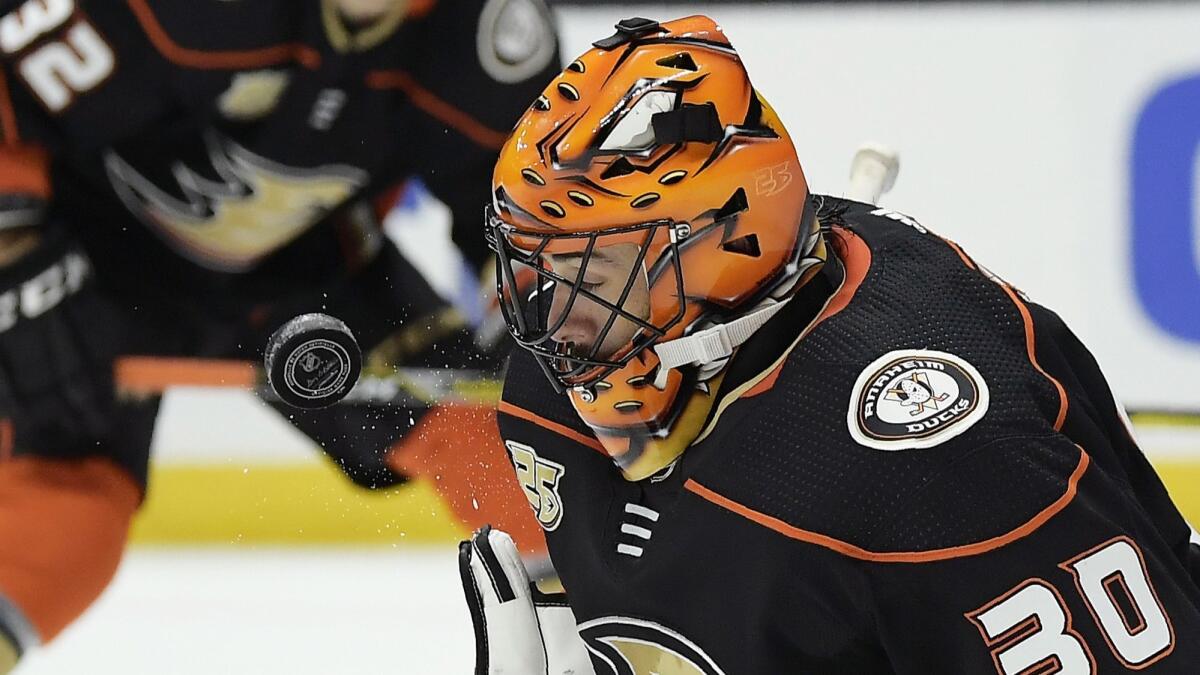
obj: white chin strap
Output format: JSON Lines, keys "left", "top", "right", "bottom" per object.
{"left": 653, "top": 298, "right": 790, "bottom": 373}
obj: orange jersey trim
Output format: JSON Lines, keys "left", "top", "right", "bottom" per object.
{"left": 407, "top": 0, "right": 439, "bottom": 19}
{"left": 0, "top": 145, "right": 50, "bottom": 199}
{"left": 817, "top": 227, "right": 871, "bottom": 324}
{"left": 741, "top": 364, "right": 783, "bottom": 399}
{"left": 365, "top": 70, "right": 507, "bottom": 150}
{"left": 0, "top": 69, "right": 19, "bottom": 142}
{"left": 115, "top": 356, "right": 257, "bottom": 394}
{"left": 1001, "top": 285, "right": 1070, "bottom": 431}
{"left": 932, "top": 233, "right": 1069, "bottom": 431}
{"left": 0, "top": 419, "right": 12, "bottom": 462}
{"left": 685, "top": 447, "right": 1090, "bottom": 563}
{"left": 740, "top": 226, "right": 871, "bottom": 399}
{"left": 497, "top": 400, "right": 607, "bottom": 456}
{"left": 0, "top": 456, "right": 140, "bottom": 640}
{"left": 126, "top": 0, "right": 321, "bottom": 70}
{"left": 941, "top": 237, "right": 977, "bottom": 270}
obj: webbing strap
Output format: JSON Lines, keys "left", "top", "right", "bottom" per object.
{"left": 653, "top": 298, "right": 789, "bottom": 371}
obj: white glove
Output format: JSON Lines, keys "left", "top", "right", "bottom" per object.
{"left": 459, "top": 526, "right": 595, "bottom": 675}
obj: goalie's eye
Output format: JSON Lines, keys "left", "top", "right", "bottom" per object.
{"left": 599, "top": 90, "right": 678, "bottom": 153}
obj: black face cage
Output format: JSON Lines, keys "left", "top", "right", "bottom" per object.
{"left": 485, "top": 205, "right": 687, "bottom": 393}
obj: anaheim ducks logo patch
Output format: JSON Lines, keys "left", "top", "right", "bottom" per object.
{"left": 848, "top": 349, "right": 989, "bottom": 451}
{"left": 579, "top": 617, "right": 726, "bottom": 675}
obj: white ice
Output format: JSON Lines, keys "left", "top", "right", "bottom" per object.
{"left": 16, "top": 547, "right": 475, "bottom": 674}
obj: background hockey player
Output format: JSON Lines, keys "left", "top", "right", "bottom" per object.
{"left": 461, "top": 15, "right": 1200, "bottom": 673}
{"left": 0, "top": 0, "right": 558, "bottom": 668}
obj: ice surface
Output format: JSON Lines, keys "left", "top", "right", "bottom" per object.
{"left": 16, "top": 547, "right": 474, "bottom": 674}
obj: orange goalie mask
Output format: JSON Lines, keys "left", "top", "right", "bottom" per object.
{"left": 487, "top": 15, "right": 822, "bottom": 479}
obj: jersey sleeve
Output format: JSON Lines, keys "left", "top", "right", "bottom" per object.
{"left": 0, "top": 0, "right": 175, "bottom": 238}
{"left": 403, "top": 0, "right": 560, "bottom": 270}
{"left": 1025, "top": 299, "right": 1200, "bottom": 580}
{"left": 861, "top": 438, "right": 1200, "bottom": 674}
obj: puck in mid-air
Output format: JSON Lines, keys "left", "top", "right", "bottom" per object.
{"left": 264, "top": 313, "right": 362, "bottom": 409}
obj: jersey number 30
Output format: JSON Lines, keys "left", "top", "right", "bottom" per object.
{"left": 1, "top": 0, "right": 114, "bottom": 112}
{"left": 966, "top": 537, "right": 1175, "bottom": 673}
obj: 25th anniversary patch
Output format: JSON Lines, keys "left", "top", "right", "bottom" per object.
{"left": 847, "top": 349, "right": 989, "bottom": 450}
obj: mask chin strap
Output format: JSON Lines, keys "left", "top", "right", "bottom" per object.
{"left": 651, "top": 297, "right": 790, "bottom": 387}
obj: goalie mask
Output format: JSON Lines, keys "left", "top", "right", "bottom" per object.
{"left": 487, "top": 15, "right": 822, "bottom": 480}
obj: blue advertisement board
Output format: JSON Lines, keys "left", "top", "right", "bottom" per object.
{"left": 1133, "top": 75, "right": 1200, "bottom": 343}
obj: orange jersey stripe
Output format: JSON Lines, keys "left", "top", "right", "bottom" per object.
{"left": 942, "top": 237, "right": 978, "bottom": 270}
{"left": 0, "top": 69, "right": 19, "bottom": 143}
{"left": 740, "top": 227, "right": 872, "bottom": 399}
{"left": 365, "top": 70, "right": 508, "bottom": 150}
{"left": 1000, "top": 284, "right": 1070, "bottom": 431}
{"left": 0, "top": 456, "right": 140, "bottom": 639}
{"left": 0, "top": 145, "right": 50, "bottom": 199}
{"left": 115, "top": 356, "right": 257, "bottom": 393}
{"left": 0, "top": 419, "right": 12, "bottom": 462}
{"left": 934, "top": 233, "right": 1069, "bottom": 432}
{"left": 497, "top": 400, "right": 607, "bottom": 455}
{"left": 408, "top": 0, "right": 439, "bottom": 19}
{"left": 126, "top": 0, "right": 321, "bottom": 70}
{"left": 685, "top": 447, "right": 1090, "bottom": 563}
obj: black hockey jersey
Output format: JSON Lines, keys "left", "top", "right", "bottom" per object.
{"left": 0, "top": 0, "right": 556, "bottom": 314}
{"left": 497, "top": 198, "right": 1200, "bottom": 674}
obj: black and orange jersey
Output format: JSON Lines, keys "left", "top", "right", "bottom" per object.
{"left": 497, "top": 197, "right": 1200, "bottom": 674}
{"left": 0, "top": 0, "right": 557, "bottom": 313}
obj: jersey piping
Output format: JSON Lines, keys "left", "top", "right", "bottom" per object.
{"left": 693, "top": 226, "right": 869, "bottom": 444}
{"left": 126, "top": 0, "right": 322, "bottom": 70}
{"left": 0, "top": 69, "right": 18, "bottom": 142}
{"left": 684, "top": 446, "right": 1091, "bottom": 563}
{"left": 1000, "top": 282, "right": 1070, "bottom": 431}
{"left": 366, "top": 70, "right": 508, "bottom": 149}
{"left": 934, "top": 232, "right": 1070, "bottom": 431}
{"left": 497, "top": 400, "right": 607, "bottom": 455}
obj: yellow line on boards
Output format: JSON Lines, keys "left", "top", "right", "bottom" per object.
{"left": 1157, "top": 463, "right": 1200, "bottom": 527}
{"left": 130, "top": 461, "right": 468, "bottom": 546}
{"left": 128, "top": 458, "right": 1199, "bottom": 546}
{"left": 1129, "top": 411, "right": 1200, "bottom": 428}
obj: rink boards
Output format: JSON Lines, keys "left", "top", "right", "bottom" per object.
{"left": 129, "top": 390, "right": 1200, "bottom": 546}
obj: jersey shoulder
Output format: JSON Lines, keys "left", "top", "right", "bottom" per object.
{"left": 688, "top": 198, "right": 1085, "bottom": 557}
{"left": 111, "top": 0, "right": 303, "bottom": 56}
{"left": 498, "top": 346, "right": 598, "bottom": 447}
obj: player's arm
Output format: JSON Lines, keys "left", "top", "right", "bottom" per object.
{"left": 401, "top": 0, "right": 560, "bottom": 271}
{"left": 861, "top": 439, "right": 1200, "bottom": 674}
{"left": 0, "top": 145, "right": 138, "bottom": 669}
{"left": 1026, "top": 298, "right": 1200, "bottom": 589}
{"left": 0, "top": 218, "right": 141, "bottom": 672}
{"left": 0, "top": 4, "right": 150, "bottom": 666}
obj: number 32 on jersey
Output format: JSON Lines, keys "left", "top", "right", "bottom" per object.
{"left": 966, "top": 537, "right": 1176, "bottom": 673}
{"left": 1, "top": 0, "right": 114, "bottom": 112}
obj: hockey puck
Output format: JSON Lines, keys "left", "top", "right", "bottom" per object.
{"left": 264, "top": 313, "right": 362, "bottom": 409}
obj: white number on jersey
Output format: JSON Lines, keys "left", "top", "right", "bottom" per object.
{"left": 1060, "top": 537, "right": 1175, "bottom": 668}
{"left": 0, "top": 0, "right": 74, "bottom": 54}
{"left": 1, "top": 0, "right": 114, "bottom": 112}
{"left": 967, "top": 537, "right": 1176, "bottom": 673}
{"left": 19, "top": 21, "right": 113, "bottom": 112}
{"left": 967, "top": 580, "right": 1093, "bottom": 674}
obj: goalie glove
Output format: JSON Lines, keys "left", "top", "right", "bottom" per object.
{"left": 459, "top": 526, "right": 594, "bottom": 675}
